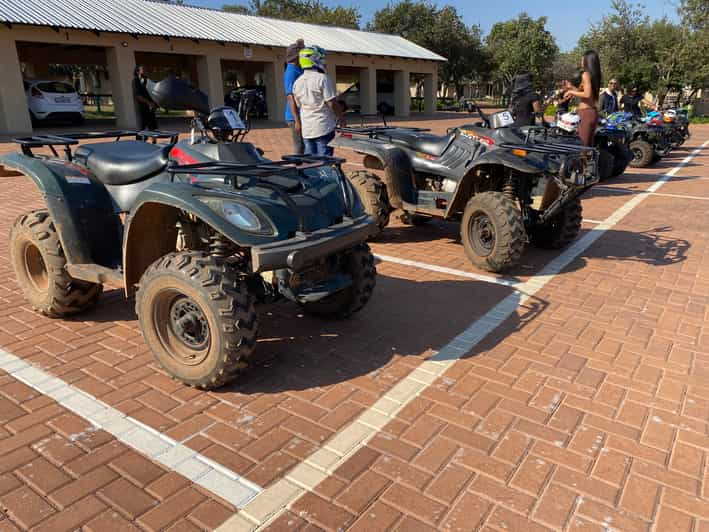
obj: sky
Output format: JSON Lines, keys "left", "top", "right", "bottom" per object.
{"left": 187, "top": 0, "right": 679, "bottom": 51}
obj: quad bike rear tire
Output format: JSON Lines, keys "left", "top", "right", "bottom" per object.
{"left": 302, "top": 244, "right": 376, "bottom": 319}
{"left": 136, "top": 251, "right": 257, "bottom": 390}
{"left": 597, "top": 147, "right": 614, "bottom": 181}
{"left": 461, "top": 192, "right": 526, "bottom": 272}
{"left": 10, "top": 210, "right": 102, "bottom": 317}
{"left": 629, "top": 139, "right": 654, "bottom": 167}
{"left": 530, "top": 196, "right": 583, "bottom": 249}
{"left": 346, "top": 171, "right": 391, "bottom": 233}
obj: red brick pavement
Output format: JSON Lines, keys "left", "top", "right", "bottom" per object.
{"left": 0, "top": 119, "right": 707, "bottom": 530}
{"left": 0, "top": 371, "right": 235, "bottom": 531}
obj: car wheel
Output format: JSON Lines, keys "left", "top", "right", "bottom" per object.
{"left": 346, "top": 171, "right": 391, "bottom": 233}
{"left": 629, "top": 139, "right": 654, "bottom": 167}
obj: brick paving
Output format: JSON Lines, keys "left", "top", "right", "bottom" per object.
{"left": 0, "top": 117, "right": 707, "bottom": 530}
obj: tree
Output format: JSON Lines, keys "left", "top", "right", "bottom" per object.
{"left": 368, "top": 1, "right": 489, "bottom": 98}
{"left": 486, "top": 13, "right": 559, "bottom": 99}
{"left": 577, "top": 0, "right": 654, "bottom": 90}
{"left": 222, "top": 0, "right": 360, "bottom": 28}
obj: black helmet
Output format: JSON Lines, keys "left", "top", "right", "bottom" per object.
{"left": 207, "top": 106, "right": 246, "bottom": 133}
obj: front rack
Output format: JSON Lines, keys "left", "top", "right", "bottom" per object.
{"left": 337, "top": 125, "right": 431, "bottom": 139}
{"left": 13, "top": 130, "right": 179, "bottom": 160}
{"left": 167, "top": 155, "right": 349, "bottom": 232}
{"left": 166, "top": 154, "right": 346, "bottom": 179}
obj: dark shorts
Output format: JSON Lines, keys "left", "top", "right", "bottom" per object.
{"left": 287, "top": 121, "right": 305, "bottom": 155}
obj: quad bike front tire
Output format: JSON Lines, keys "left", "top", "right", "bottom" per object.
{"left": 347, "top": 171, "right": 391, "bottom": 233}
{"left": 10, "top": 210, "right": 102, "bottom": 317}
{"left": 610, "top": 145, "right": 632, "bottom": 177}
{"left": 597, "top": 147, "right": 614, "bottom": 181}
{"left": 302, "top": 244, "right": 376, "bottom": 319}
{"left": 530, "top": 196, "right": 583, "bottom": 249}
{"left": 629, "top": 139, "right": 654, "bottom": 167}
{"left": 461, "top": 192, "right": 526, "bottom": 272}
{"left": 136, "top": 251, "right": 258, "bottom": 390}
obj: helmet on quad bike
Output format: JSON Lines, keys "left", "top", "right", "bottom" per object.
{"left": 207, "top": 106, "right": 246, "bottom": 135}
{"left": 299, "top": 46, "right": 327, "bottom": 71}
{"left": 557, "top": 112, "right": 580, "bottom": 133}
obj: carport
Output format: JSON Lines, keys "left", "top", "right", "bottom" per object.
{"left": 0, "top": 0, "right": 444, "bottom": 136}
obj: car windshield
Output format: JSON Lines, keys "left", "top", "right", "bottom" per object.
{"left": 36, "top": 82, "right": 75, "bottom": 94}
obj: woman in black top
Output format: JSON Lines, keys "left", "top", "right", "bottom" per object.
{"left": 509, "top": 73, "right": 542, "bottom": 127}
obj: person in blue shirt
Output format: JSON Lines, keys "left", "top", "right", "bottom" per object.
{"left": 284, "top": 39, "right": 305, "bottom": 154}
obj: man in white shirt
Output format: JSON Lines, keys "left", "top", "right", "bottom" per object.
{"left": 292, "top": 46, "right": 343, "bottom": 156}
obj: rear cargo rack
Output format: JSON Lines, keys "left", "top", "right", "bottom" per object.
{"left": 337, "top": 125, "right": 431, "bottom": 141}
{"left": 13, "top": 130, "right": 179, "bottom": 160}
{"left": 167, "top": 155, "right": 349, "bottom": 232}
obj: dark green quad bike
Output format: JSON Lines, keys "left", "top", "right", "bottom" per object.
{"left": 333, "top": 109, "right": 599, "bottom": 272}
{"left": 3, "top": 121, "right": 377, "bottom": 389}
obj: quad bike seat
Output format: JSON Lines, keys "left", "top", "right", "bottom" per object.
{"left": 74, "top": 141, "right": 172, "bottom": 186}
{"left": 384, "top": 130, "right": 455, "bottom": 157}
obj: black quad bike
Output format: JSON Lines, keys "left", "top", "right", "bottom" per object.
{"left": 2, "top": 78, "right": 377, "bottom": 390}
{"left": 333, "top": 109, "right": 599, "bottom": 272}
{"left": 526, "top": 122, "right": 632, "bottom": 180}
{"left": 604, "top": 112, "right": 674, "bottom": 168}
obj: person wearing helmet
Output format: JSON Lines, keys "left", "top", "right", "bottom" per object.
{"left": 284, "top": 38, "right": 305, "bottom": 154}
{"left": 509, "top": 73, "right": 542, "bottom": 127}
{"left": 292, "top": 46, "right": 344, "bottom": 156}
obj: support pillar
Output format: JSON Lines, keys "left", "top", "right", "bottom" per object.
{"left": 393, "top": 69, "right": 411, "bottom": 117}
{"left": 424, "top": 70, "right": 437, "bottom": 116}
{"left": 106, "top": 45, "right": 138, "bottom": 130}
{"left": 196, "top": 55, "right": 224, "bottom": 108}
{"left": 264, "top": 60, "right": 285, "bottom": 123}
{"left": 359, "top": 66, "right": 377, "bottom": 115}
{"left": 0, "top": 33, "right": 32, "bottom": 135}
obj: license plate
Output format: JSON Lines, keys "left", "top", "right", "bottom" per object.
{"left": 55, "top": 96, "right": 71, "bottom": 103}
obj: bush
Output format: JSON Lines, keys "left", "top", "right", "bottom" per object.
{"left": 690, "top": 116, "right": 709, "bottom": 124}
{"left": 544, "top": 104, "right": 557, "bottom": 116}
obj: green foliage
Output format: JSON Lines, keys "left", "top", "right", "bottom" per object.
{"left": 368, "top": 1, "right": 490, "bottom": 98}
{"left": 222, "top": 0, "right": 360, "bottom": 29}
{"left": 486, "top": 13, "right": 559, "bottom": 91}
{"left": 578, "top": 0, "right": 708, "bottom": 103}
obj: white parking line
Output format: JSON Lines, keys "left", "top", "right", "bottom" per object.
{"left": 374, "top": 253, "right": 519, "bottom": 288}
{"left": 594, "top": 186, "right": 709, "bottom": 202}
{"left": 583, "top": 218, "right": 604, "bottom": 224}
{"left": 218, "top": 140, "right": 709, "bottom": 531}
{"left": 0, "top": 349, "right": 262, "bottom": 508}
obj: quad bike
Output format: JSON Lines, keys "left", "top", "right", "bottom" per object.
{"left": 644, "top": 110, "right": 690, "bottom": 148}
{"left": 2, "top": 77, "right": 377, "bottom": 390}
{"left": 333, "top": 108, "right": 599, "bottom": 272}
{"left": 605, "top": 112, "right": 673, "bottom": 167}
{"left": 525, "top": 112, "right": 632, "bottom": 180}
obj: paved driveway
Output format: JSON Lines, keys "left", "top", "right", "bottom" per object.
{"left": 0, "top": 118, "right": 708, "bottom": 531}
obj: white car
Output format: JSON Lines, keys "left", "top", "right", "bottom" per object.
{"left": 25, "top": 80, "right": 84, "bottom": 125}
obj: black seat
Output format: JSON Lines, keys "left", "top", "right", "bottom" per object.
{"left": 74, "top": 141, "right": 171, "bottom": 186}
{"left": 384, "top": 130, "right": 455, "bottom": 157}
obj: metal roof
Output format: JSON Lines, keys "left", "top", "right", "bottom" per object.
{"left": 0, "top": 0, "right": 446, "bottom": 61}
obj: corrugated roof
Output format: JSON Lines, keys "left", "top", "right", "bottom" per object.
{"left": 0, "top": 0, "right": 446, "bottom": 61}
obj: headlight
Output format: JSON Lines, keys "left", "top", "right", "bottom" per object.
{"left": 223, "top": 202, "right": 262, "bottom": 231}
{"left": 199, "top": 198, "right": 271, "bottom": 233}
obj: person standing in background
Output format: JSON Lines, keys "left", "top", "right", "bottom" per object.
{"left": 621, "top": 86, "right": 656, "bottom": 117}
{"left": 133, "top": 66, "right": 158, "bottom": 131}
{"left": 563, "top": 50, "right": 602, "bottom": 146}
{"left": 292, "top": 46, "right": 343, "bottom": 156}
{"left": 600, "top": 78, "right": 619, "bottom": 115}
{"left": 509, "top": 73, "right": 542, "bottom": 126}
{"left": 284, "top": 39, "right": 305, "bottom": 154}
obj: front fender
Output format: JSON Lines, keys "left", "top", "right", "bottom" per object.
{"left": 469, "top": 149, "right": 545, "bottom": 175}
{"left": 123, "top": 183, "right": 287, "bottom": 294}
